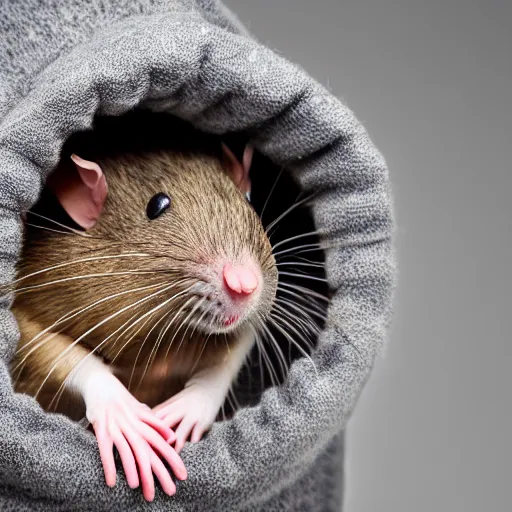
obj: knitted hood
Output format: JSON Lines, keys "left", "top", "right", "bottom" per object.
{"left": 0, "top": 1, "right": 395, "bottom": 510}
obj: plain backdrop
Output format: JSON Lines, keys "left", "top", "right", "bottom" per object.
{"left": 224, "top": 1, "right": 512, "bottom": 511}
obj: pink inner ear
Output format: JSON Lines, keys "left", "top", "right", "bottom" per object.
{"left": 242, "top": 145, "right": 254, "bottom": 177}
{"left": 70, "top": 154, "right": 108, "bottom": 208}
{"left": 221, "top": 142, "right": 253, "bottom": 195}
{"left": 47, "top": 154, "right": 108, "bottom": 230}
{"left": 71, "top": 155, "right": 102, "bottom": 188}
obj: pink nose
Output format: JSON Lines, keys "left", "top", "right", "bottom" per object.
{"left": 223, "top": 263, "right": 258, "bottom": 295}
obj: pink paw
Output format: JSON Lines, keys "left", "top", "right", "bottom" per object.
{"left": 153, "top": 384, "right": 221, "bottom": 453}
{"left": 85, "top": 376, "right": 187, "bottom": 501}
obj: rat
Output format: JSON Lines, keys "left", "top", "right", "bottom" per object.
{"left": 8, "top": 116, "right": 279, "bottom": 502}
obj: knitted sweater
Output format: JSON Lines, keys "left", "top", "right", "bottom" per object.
{"left": 0, "top": 1, "right": 395, "bottom": 510}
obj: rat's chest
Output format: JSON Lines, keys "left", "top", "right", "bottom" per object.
{"left": 109, "top": 339, "right": 228, "bottom": 407}
{"left": 112, "top": 358, "right": 185, "bottom": 407}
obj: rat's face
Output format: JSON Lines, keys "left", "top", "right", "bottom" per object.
{"left": 48, "top": 148, "right": 278, "bottom": 338}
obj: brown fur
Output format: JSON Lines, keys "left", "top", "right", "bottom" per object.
{"left": 10, "top": 128, "right": 278, "bottom": 421}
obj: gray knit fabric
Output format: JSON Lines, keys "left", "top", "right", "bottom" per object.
{"left": 0, "top": 1, "right": 395, "bottom": 510}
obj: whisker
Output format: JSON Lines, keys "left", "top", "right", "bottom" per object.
{"left": 259, "top": 322, "right": 288, "bottom": 380}
{"left": 279, "top": 267, "right": 318, "bottom": 279}
{"left": 227, "top": 386, "right": 241, "bottom": 412}
{"left": 278, "top": 254, "right": 325, "bottom": 266}
{"left": 174, "top": 298, "right": 207, "bottom": 356}
{"left": 275, "top": 261, "right": 324, "bottom": 270}
{"left": 278, "top": 271, "right": 328, "bottom": 284}
{"left": 49, "top": 308, "right": 161, "bottom": 412}
{"left": 36, "top": 282, "right": 183, "bottom": 399}
{"left": 275, "top": 247, "right": 328, "bottom": 260}
{"left": 136, "top": 293, "right": 204, "bottom": 391}
{"left": 268, "top": 313, "right": 318, "bottom": 378}
{"left": 279, "top": 281, "right": 329, "bottom": 302}
{"left": 154, "top": 312, "right": 182, "bottom": 363}
{"left": 184, "top": 298, "right": 210, "bottom": 344}
{"left": 224, "top": 333, "right": 230, "bottom": 356}
{"left": 225, "top": 390, "right": 237, "bottom": 415}
{"left": 13, "top": 283, "right": 166, "bottom": 369}
{"left": 112, "top": 309, "right": 158, "bottom": 360}
{"left": 275, "top": 296, "right": 327, "bottom": 324}
{"left": 109, "top": 286, "right": 195, "bottom": 386}
{"left": 14, "top": 271, "right": 166, "bottom": 294}
{"left": 26, "top": 211, "right": 93, "bottom": 238}
{"left": 131, "top": 310, "right": 174, "bottom": 391}
{"left": 110, "top": 311, "right": 158, "bottom": 366}
{"left": 272, "top": 242, "right": 323, "bottom": 259}
{"left": 271, "top": 309, "right": 319, "bottom": 351}
{"left": 255, "top": 330, "right": 266, "bottom": 391}
{"left": 189, "top": 330, "right": 212, "bottom": 375}
{"left": 265, "top": 192, "right": 317, "bottom": 234}
{"left": 25, "top": 223, "right": 80, "bottom": 237}
{"left": 259, "top": 338, "right": 280, "bottom": 388}
{"left": 275, "top": 233, "right": 390, "bottom": 259}
{"left": 51, "top": 283, "right": 195, "bottom": 408}
{"left": 260, "top": 165, "right": 286, "bottom": 222}
{"left": 271, "top": 229, "right": 322, "bottom": 252}
{"left": 182, "top": 301, "right": 216, "bottom": 375}
{"left": 11, "top": 253, "right": 150, "bottom": 285}
{"left": 12, "top": 330, "right": 62, "bottom": 384}
{"left": 276, "top": 286, "right": 326, "bottom": 314}
{"left": 273, "top": 303, "right": 320, "bottom": 345}
{"left": 162, "top": 297, "right": 197, "bottom": 361}
{"left": 271, "top": 309, "right": 318, "bottom": 349}
{"left": 249, "top": 324, "right": 279, "bottom": 389}
{"left": 151, "top": 304, "right": 190, "bottom": 366}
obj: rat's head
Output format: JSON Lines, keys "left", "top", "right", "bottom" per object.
{"left": 46, "top": 143, "right": 278, "bottom": 337}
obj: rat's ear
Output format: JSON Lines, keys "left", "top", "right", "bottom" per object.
{"left": 221, "top": 143, "right": 253, "bottom": 198}
{"left": 47, "top": 154, "right": 108, "bottom": 230}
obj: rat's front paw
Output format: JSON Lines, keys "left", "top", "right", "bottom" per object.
{"left": 85, "top": 375, "right": 187, "bottom": 501}
{"left": 153, "top": 384, "right": 223, "bottom": 453}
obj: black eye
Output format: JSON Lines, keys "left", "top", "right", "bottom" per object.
{"left": 146, "top": 193, "right": 171, "bottom": 220}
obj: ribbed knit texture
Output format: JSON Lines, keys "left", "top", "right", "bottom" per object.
{"left": 0, "top": 1, "right": 395, "bottom": 510}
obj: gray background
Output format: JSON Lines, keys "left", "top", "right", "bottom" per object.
{"left": 225, "top": 1, "right": 512, "bottom": 510}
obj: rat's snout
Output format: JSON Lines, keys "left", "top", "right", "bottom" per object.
{"left": 223, "top": 262, "right": 258, "bottom": 295}
{"left": 190, "top": 254, "right": 272, "bottom": 334}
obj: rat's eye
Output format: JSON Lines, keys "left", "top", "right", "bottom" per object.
{"left": 146, "top": 193, "right": 171, "bottom": 220}
{"left": 245, "top": 191, "right": 251, "bottom": 203}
